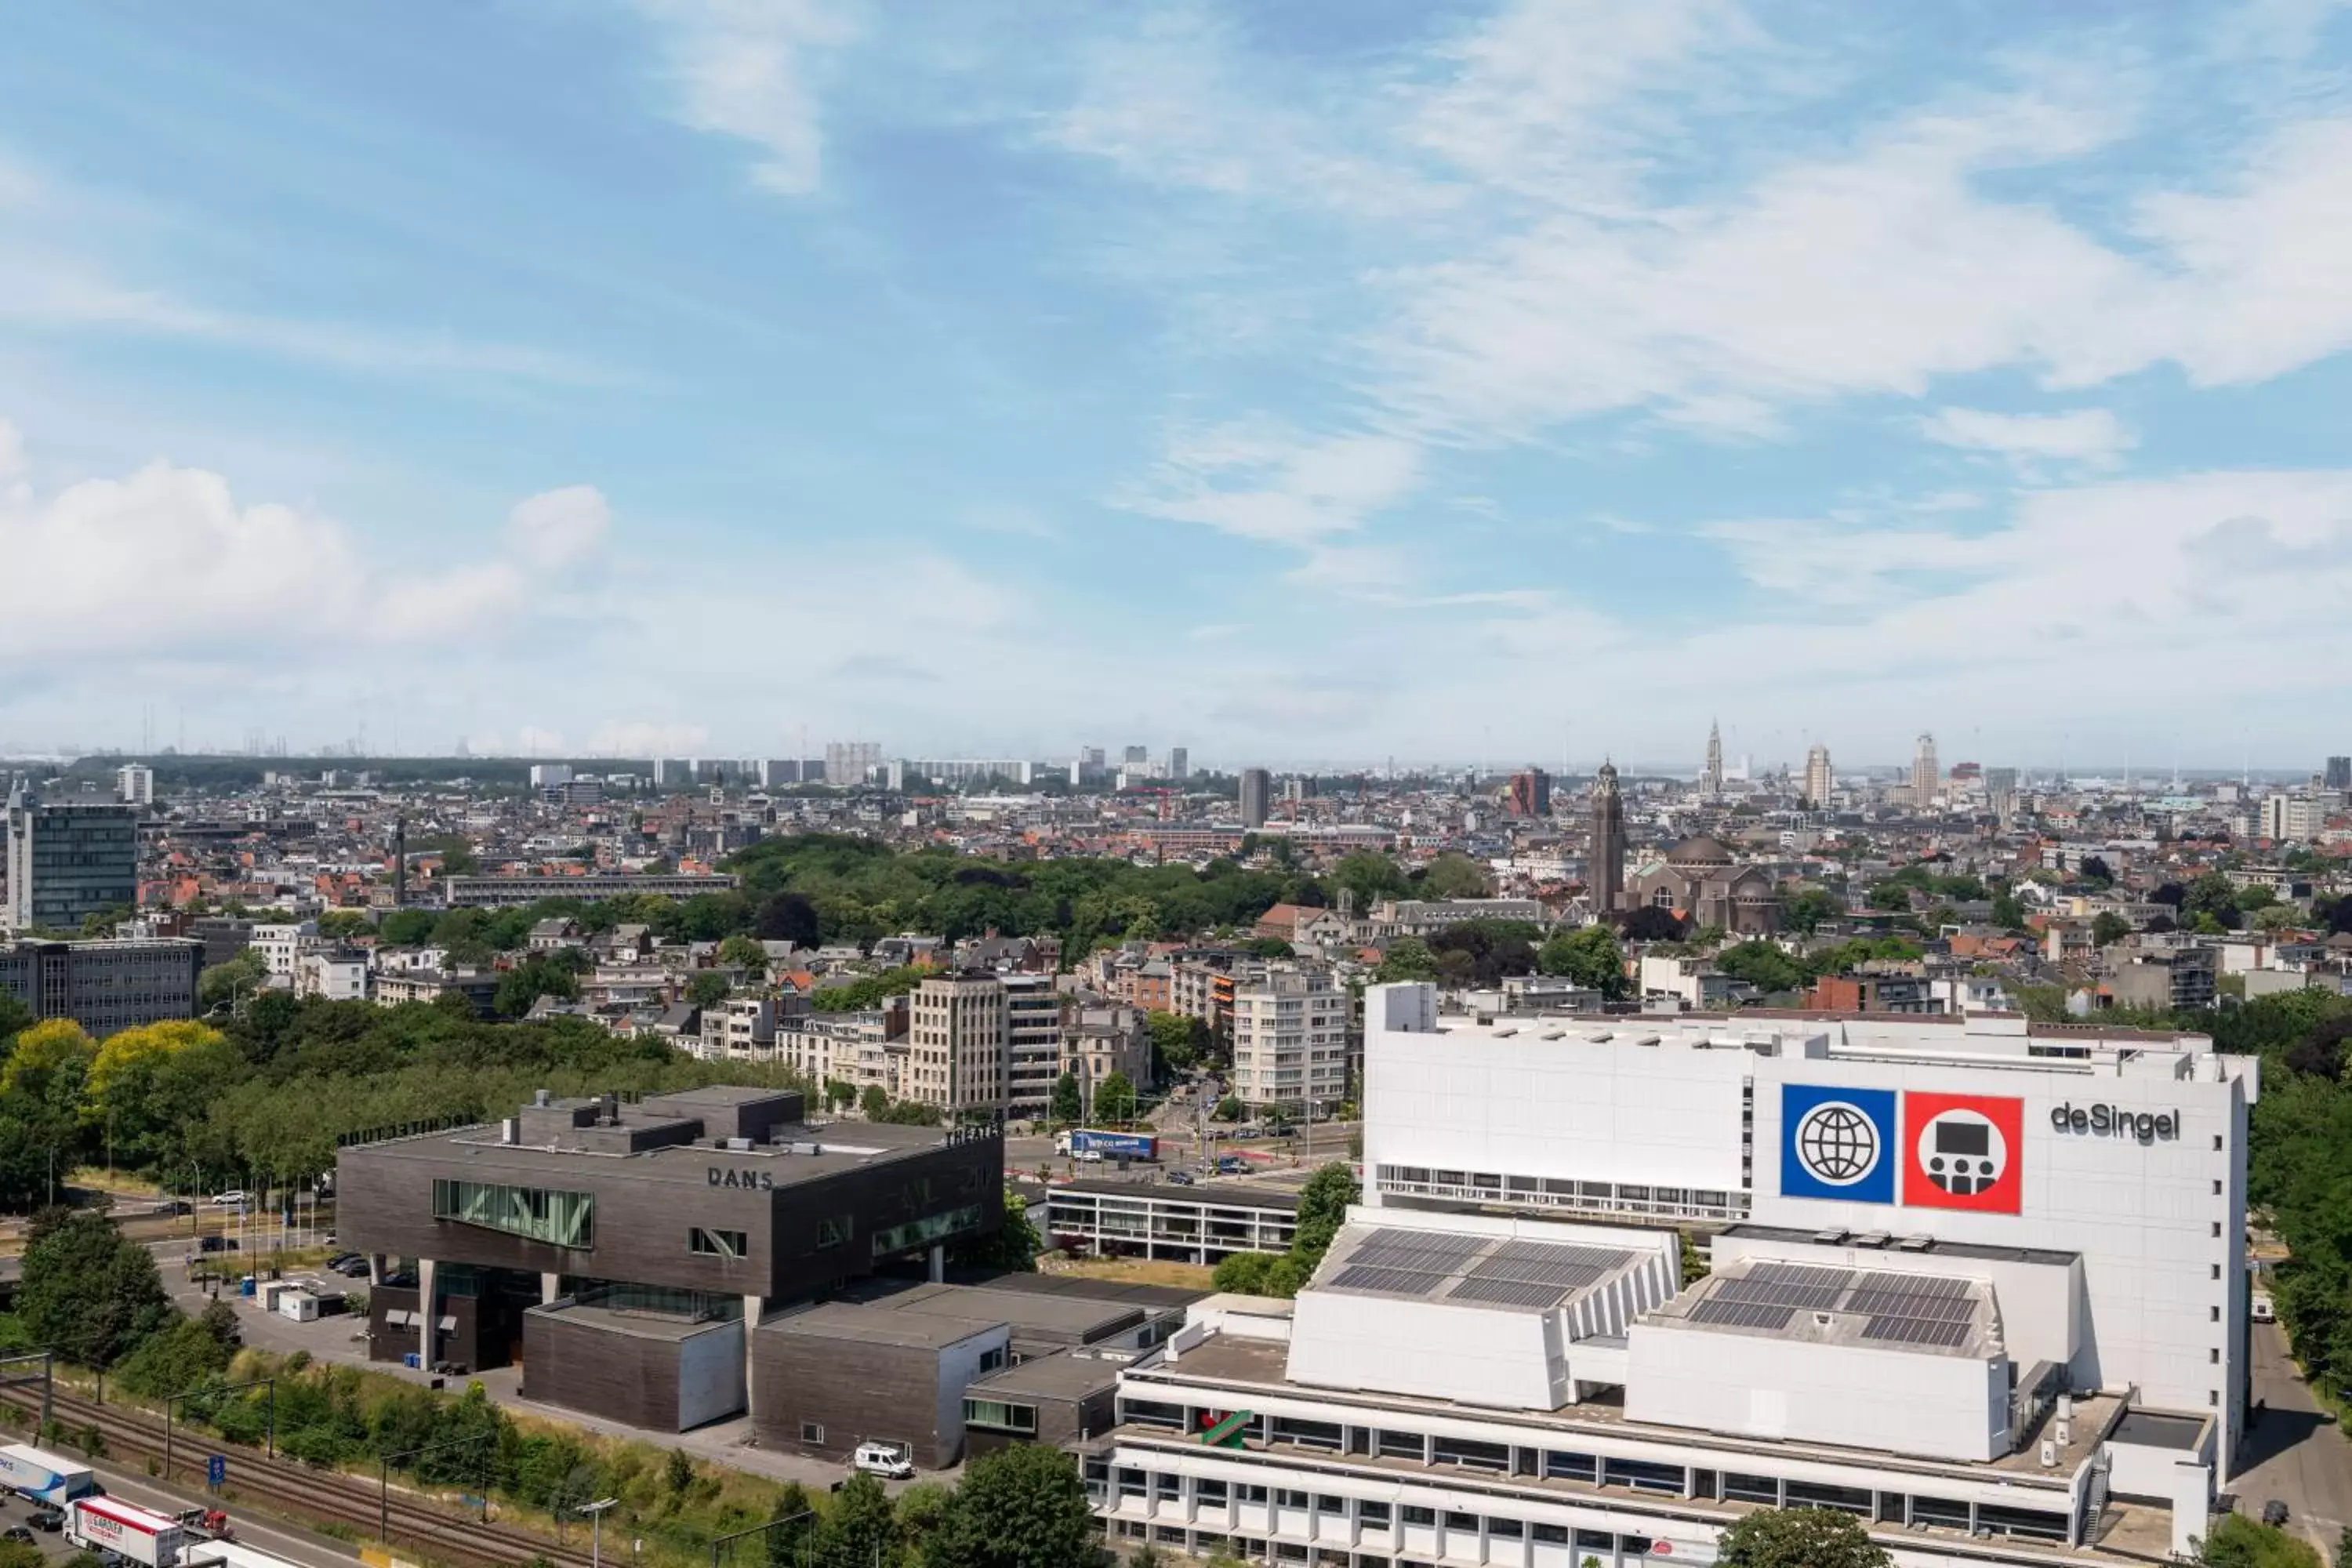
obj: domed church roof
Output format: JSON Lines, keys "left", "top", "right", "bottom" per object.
{"left": 1666, "top": 835, "right": 1733, "bottom": 867}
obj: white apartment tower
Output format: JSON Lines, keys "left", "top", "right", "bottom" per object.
{"left": 906, "top": 972, "right": 1007, "bottom": 1113}
{"left": 1003, "top": 972, "right": 1064, "bottom": 1119}
{"left": 1230, "top": 965, "right": 1348, "bottom": 1115}
{"left": 1802, "top": 743, "right": 1833, "bottom": 808}
{"left": 116, "top": 764, "right": 154, "bottom": 807}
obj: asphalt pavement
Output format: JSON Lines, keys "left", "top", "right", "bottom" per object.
{"left": 2234, "top": 1321, "right": 2351, "bottom": 1563}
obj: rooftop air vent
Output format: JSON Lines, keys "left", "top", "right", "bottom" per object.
{"left": 726, "top": 1137, "right": 753, "bottom": 1152}
{"left": 1812, "top": 1228, "right": 1847, "bottom": 1245}
{"left": 1856, "top": 1232, "right": 1891, "bottom": 1249}
{"left": 1896, "top": 1234, "right": 1936, "bottom": 1252}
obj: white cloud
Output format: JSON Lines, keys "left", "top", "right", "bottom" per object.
{"left": 635, "top": 0, "right": 851, "bottom": 196}
{"left": 514, "top": 726, "right": 567, "bottom": 754}
{"left": 1120, "top": 423, "right": 1422, "bottom": 546}
{"left": 0, "top": 423, "right": 597, "bottom": 665}
{"left": 1920, "top": 407, "right": 2136, "bottom": 470}
{"left": 507, "top": 485, "right": 612, "bottom": 568}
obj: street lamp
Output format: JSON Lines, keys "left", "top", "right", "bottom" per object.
{"left": 575, "top": 1497, "right": 620, "bottom": 1568}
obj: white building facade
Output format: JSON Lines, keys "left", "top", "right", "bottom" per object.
{"left": 1090, "top": 987, "right": 2256, "bottom": 1568}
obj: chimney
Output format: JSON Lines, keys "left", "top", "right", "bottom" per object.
{"left": 534, "top": 1087, "right": 551, "bottom": 1108}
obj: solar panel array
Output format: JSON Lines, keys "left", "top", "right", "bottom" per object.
{"left": 1682, "top": 1262, "right": 1987, "bottom": 1350}
{"left": 1318, "top": 1229, "right": 1637, "bottom": 1312}
{"left": 1688, "top": 1297, "right": 1797, "bottom": 1331}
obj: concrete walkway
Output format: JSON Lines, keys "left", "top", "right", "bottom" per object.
{"left": 2233, "top": 1322, "right": 2350, "bottom": 1564}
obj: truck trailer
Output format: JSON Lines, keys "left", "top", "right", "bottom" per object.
{"left": 0, "top": 1443, "right": 96, "bottom": 1506}
{"left": 66, "top": 1496, "right": 189, "bottom": 1567}
{"left": 1057, "top": 1129, "right": 1159, "bottom": 1161}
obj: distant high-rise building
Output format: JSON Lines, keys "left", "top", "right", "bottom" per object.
{"left": 1985, "top": 767, "right": 2020, "bottom": 822}
{"left": 1505, "top": 768, "right": 1552, "bottom": 818}
{"left": 1802, "top": 745, "right": 1834, "bottom": 808}
{"left": 825, "top": 742, "right": 882, "bottom": 786}
{"left": 1240, "top": 768, "right": 1272, "bottom": 829}
{"left": 1911, "top": 732, "right": 1940, "bottom": 804}
{"left": 528, "top": 764, "right": 573, "bottom": 789}
{"left": 2327, "top": 756, "right": 2351, "bottom": 792}
{"left": 1700, "top": 721, "right": 1724, "bottom": 797}
{"left": 652, "top": 757, "right": 692, "bottom": 787}
{"left": 5, "top": 788, "right": 137, "bottom": 931}
{"left": 1168, "top": 747, "right": 1189, "bottom": 781}
{"left": 1589, "top": 762, "right": 1626, "bottom": 915}
{"left": 115, "top": 764, "right": 154, "bottom": 808}
{"left": 1123, "top": 745, "right": 1149, "bottom": 767}
{"left": 1081, "top": 747, "right": 1106, "bottom": 770}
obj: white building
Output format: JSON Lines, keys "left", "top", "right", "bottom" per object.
{"left": 251, "top": 921, "right": 318, "bottom": 978}
{"left": 294, "top": 949, "right": 369, "bottom": 1002}
{"left": 1004, "top": 973, "right": 1063, "bottom": 1120}
{"left": 1090, "top": 987, "right": 2256, "bottom": 1567}
{"left": 116, "top": 764, "right": 154, "bottom": 807}
{"left": 528, "top": 764, "right": 573, "bottom": 789}
{"left": 906, "top": 972, "right": 1007, "bottom": 1112}
{"left": 1230, "top": 966, "right": 1349, "bottom": 1115}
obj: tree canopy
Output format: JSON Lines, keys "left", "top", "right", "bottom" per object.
{"left": 1715, "top": 1507, "right": 1891, "bottom": 1568}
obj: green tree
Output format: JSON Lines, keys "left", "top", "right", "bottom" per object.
{"left": 197, "top": 950, "right": 267, "bottom": 1013}
{"left": 717, "top": 934, "right": 769, "bottom": 978}
{"left": 495, "top": 956, "right": 582, "bottom": 1018}
{"left": 317, "top": 910, "right": 372, "bottom": 939}
{"left": 2197, "top": 1513, "right": 2321, "bottom": 1568}
{"left": 1210, "top": 1250, "right": 1305, "bottom": 1298}
{"left": 922, "top": 1443, "right": 1100, "bottom": 1568}
{"left": 2090, "top": 911, "right": 2132, "bottom": 947}
{"left": 1537, "top": 925, "right": 1628, "bottom": 998}
{"left": 1415, "top": 852, "right": 1492, "bottom": 898}
{"left": 1374, "top": 938, "right": 1439, "bottom": 984}
{"left": 686, "top": 971, "right": 734, "bottom": 1008}
{"left": 765, "top": 1481, "right": 816, "bottom": 1568}
{"left": 1291, "top": 1162, "right": 1359, "bottom": 1270}
{"left": 1094, "top": 1071, "right": 1138, "bottom": 1124}
{"left": 1050, "top": 1073, "right": 1082, "bottom": 1126}
{"left": 953, "top": 1187, "right": 1041, "bottom": 1272}
{"left": 1213, "top": 1093, "right": 1243, "bottom": 1121}
{"left": 814, "top": 1471, "right": 898, "bottom": 1568}
{"left": 860, "top": 1084, "right": 892, "bottom": 1120}
{"left": 378, "top": 909, "right": 437, "bottom": 946}
{"left": 112, "top": 1316, "right": 234, "bottom": 1398}
{"left": 17, "top": 1210, "right": 176, "bottom": 1367}
{"left": 1782, "top": 887, "right": 1841, "bottom": 935}
{"left": 1715, "top": 941, "right": 1806, "bottom": 996}
{"left": 1147, "top": 1012, "right": 1206, "bottom": 1076}
{"left": 1715, "top": 1507, "right": 1891, "bottom": 1568}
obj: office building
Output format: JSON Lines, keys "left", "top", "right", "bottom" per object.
{"left": 1911, "top": 731, "right": 1940, "bottom": 804}
{"left": 652, "top": 758, "right": 692, "bottom": 788}
{"left": 907, "top": 971, "right": 1009, "bottom": 1113}
{"left": 1986, "top": 765, "right": 2021, "bottom": 822}
{"left": 1168, "top": 747, "right": 1189, "bottom": 782}
{"left": 1588, "top": 763, "right": 1625, "bottom": 916}
{"left": 0, "top": 937, "right": 204, "bottom": 1036}
{"left": 528, "top": 764, "right": 573, "bottom": 789}
{"left": 115, "top": 764, "right": 154, "bottom": 808}
{"left": 1045, "top": 1180, "right": 1300, "bottom": 1266}
{"left": 336, "top": 1086, "right": 1003, "bottom": 1430}
{"left": 1004, "top": 973, "right": 1064, "bottom": 1120}
{"left": 1504, "top": 769, "right": 1551, "bottom": 818}
{"left": 4, "top": 788, "right": 138, "bottom": 931}
{"left": 1124, "top": 746, "right": 1149, "bottom": 767}
{"left": 1088, "top": 988, "right": 2257, "bottom": 1565}
{"left": 1240, "top": 768, "right": 1272, "bottom": 830}
{"left": 1229, "top": 966, "right": 1348, "bottom": 1115}
{"left": 1803, "top": 743, "right": 1833, "bottom": 808}
{"left": 2326, "top": 755, "right": 2350, "bottom": 793}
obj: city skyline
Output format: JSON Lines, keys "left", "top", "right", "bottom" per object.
{"left": 8, "top": 5, "right": 2352, "bottom": 760}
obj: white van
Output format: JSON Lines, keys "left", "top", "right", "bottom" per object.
{"left": 852, "top": 1441, "right": 913, "bottom": 1480}
{"left": 2252, "top": 1292, "right": 2276, "bottom": 1324}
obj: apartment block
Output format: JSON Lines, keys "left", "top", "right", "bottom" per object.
{"left": 908, "top": 972, "right": 1008, "bottom": 1113}
{"left": 1004, "top": 973, "right": 1063, "bottom": 1120}
{"left": 1230, "top": 965, "right": 1348, "bottom": 1114}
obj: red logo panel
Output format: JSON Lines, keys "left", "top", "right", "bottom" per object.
{"left": 1902, "top": 1093, "right": 2023, "bottom": 1213}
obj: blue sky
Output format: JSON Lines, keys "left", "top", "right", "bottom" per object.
{"left": 5, "top": 1, "right": 2352, "bottom": 771}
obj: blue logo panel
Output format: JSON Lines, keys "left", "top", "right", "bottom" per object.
{"left": 1780, "top": 1084, "right": 1897, "bottom": 1203}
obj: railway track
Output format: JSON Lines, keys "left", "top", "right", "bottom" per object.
{"left": 1, "top": 1385, "right": 598, "bottom": 1568}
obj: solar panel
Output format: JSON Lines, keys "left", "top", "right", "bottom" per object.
{"left": 1714, "top": 1275, "right": 1849, "bottom": 1312}
{"left": 1845, "top": 1284, "right": 1976, "bottom": 1323}
{"left": 1466, "top": 1242, "right": 1631, "bottom": 1292}
{"left": 1328, "top": 1265, "right": 1450, "bottom": 1297}
{"left": 1861, "top": 1314, "right": 1973, "bottom": 1349}
{"left": 1689, "top": 1297, "right": 1796, "bottom": 1331}
{"left": 1447, "top": 1276, "right": 1573, "bottom": 1311}
{"left": 1852, "top": 1272, "right": 1972, "bottom": 1301}
{"left": 1748, "top": 1261, "right": 1859, "bottom": 1291}
{"left": 1345, "top": 1229, "right": 1486, "bottom": 1273}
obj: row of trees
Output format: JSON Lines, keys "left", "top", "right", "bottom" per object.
{"left": 0, "top": 991, "right": 806, "bottom": 1208}
{"left": 1207, "top": 1163, "right": 1359, "bottom": 1298}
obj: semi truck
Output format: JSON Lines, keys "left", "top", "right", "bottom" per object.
{"left": 0, "top": 1443, "right": 96, "bottom": 1507}
{"left": 65, "top": 1496, "right": 189, "bottom": 1567}
{"left": 1056, "top": 1129, "right": 1159, "bottom": 1161}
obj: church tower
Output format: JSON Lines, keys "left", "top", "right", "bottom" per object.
{"left": 1701, "top": 720, "right": 1724, "bottom": 797}
{"left": 1590, "top": 760, "right": 1626, "bottom": 916}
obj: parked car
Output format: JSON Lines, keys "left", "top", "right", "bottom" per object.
{"left": 197, "top": 1236, "right": 227, "bottom": 1254}
{"left": 29, "top": 1510, "right": 61, "bottom": 1533}
{"left": 1216, "top": 1156, "right": 1249, "bottom": 1174}
{"left": 1073, "top": 1149, "right": 1104, "bottom": 1163}
{"left": 851, "top": 1442, "right": 913, "bottom": 1480}
{"left": 2, "top": 1526, "right": 31, "bottom": 1544}
{"left": 210, "top": 1190, "right": 249, "bottom": 1207}
{"left": 2263, "top": 1500, "right": 2289, "bottom": 1527}
{"left": 1165, "top": 1171, "right": 1196, "bottom": 1186}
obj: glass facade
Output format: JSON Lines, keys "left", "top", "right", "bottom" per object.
{"left": 870, "top": 1203, "right": 981, "bottom": 1258}
{"left": 432, "top": 1178, "right": 594, "bottom": 1249}
{"left": 963, "top": 1398, "right": 1039, "bottom": 1434}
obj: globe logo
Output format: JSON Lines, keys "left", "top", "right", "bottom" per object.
{"left": 1796, "top": 1102, "right": 1881, "bottom": 1185}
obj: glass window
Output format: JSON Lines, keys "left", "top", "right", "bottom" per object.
{"left": 1239, "top": 1486, "right": 1269, "bottom": 1504}
{"left": 1357, "top": 1503, "right": 1391, "bottom": 1526}
{"left": 1401, "top": 1507, "right": 1436, "bottom": 1526}
{"left": 1315, "top": 1496, "right": 1345, "bottom": 1515}
{"left": 800, "top": 1421, "right": 824, "bottom": 1443}
{"left": 962, "top": 1399, "right": 1038, "bottom": 1434}
{"left": 1722, "top": 1473, "right": 1778, "bottom": 1506}
{"left": 1487, "top": 1519, "right": 1523, "bottom": 1540}
{"left": 1272, "top": 1417, "right": 1345, "bottom": 1451}
{"left": 815, "top": 1215, "right": 855, "bottom": 1249}
{"left": 1785, "top": 1481, "right": 1872, "bottom": 1516}
{"left": 689, "top": 1226, "right": 749, "bottom": 1258}
{"left": 1276, "top": 1490, "right": 1311, "bottom": 1509}
{"left": 1197, "top": 1480, "right": 1229, "bottom": 1506}
{"left": 1433, "top": 1436, "right": 1511, "bottom": 1472}
{"left": 1910, "top": 1496, "right": 1970, "bottom": 1530}
{"left": 869, "top": 1203, "right": 982, "bottom": 1257}
{"left": 1156, "top": 1475, "right": 1183, "bottom": 1501}
{"left": 1377, "top": 1430, "right": 1425, "bottom": 1460}
{"left": 1544, "top": 1450, "right": 1597, "bottom": 1482}
{"left": 432, "top": 1178, "right": 593, "bottom": 1249}
{"left": 1532, "top": 1526, "right": 1569, "bottom": 1545}
{"left": 1443, "top": 1513, "right": 1478, "bottom": 1533}
{"left": 1976, "top": 1504, "right": 2067, "bottom": 1543}
{"left": 1604, "top": 1457, "right": 1686, "bottom": 1495}
{"left": 1123, "top": 1399, "right": 1185, "bottom": 1431}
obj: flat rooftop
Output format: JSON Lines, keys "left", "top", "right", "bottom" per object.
{"left": 1646, "top": 1260, "right": 1994, "bottom": 1359}
{"left": 1054, "top": 1178, "right": 1301, "bottom": 1211}
{"left": 527, "top": 1301, "right": 735, "bottom": 1342}
{"left": 347, "top": 1114, "right": 964, "bottom": 1189}
{"left": 1313, "top": 1223, "right": 1645, "bottom": 1316}
{"left": 763, "top": 1300, "right": 1004, "bottom": 1351}
{"left": 834, "top": 1279, "right": 1148, "bottom": 1345}
{"left": 1137, "top": 1329, "right": 2119, "bottom": 1484}
{"left": 967, "top": 1348, "right": 1124, "bottom": 1402}
{"left": 1722, "top": 1221, "right": 2080, "bottom": 1269}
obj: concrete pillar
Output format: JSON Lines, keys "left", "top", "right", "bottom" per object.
{"left": 368, "top": 1254, "right": 386, "bottom": 1287}
{"left": 742, "top": 1294, "right": 762, "bottom": 1423}
{"left": 416, "top": 1257, "right": 437, "bottom": 1368}
{"left": 540, "top": 1272, "right": 561, "bottom": 1305}
{"left": 928, "top": 1243, "right": 946, "bottom": 1283}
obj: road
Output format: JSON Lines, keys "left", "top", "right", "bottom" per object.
{"left": 0, "top": 1447, "right": 365, "bottom": 1567}
{"left": 2234, "top": 1321, "right": 2351, "bottom": 1563}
